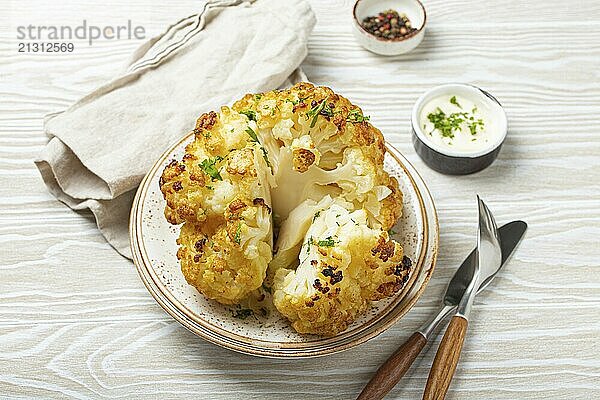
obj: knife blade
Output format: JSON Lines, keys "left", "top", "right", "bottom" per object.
{"left": 356, "top": 219, "right": 527, "bottom": 400}
{"left": 444, "top": 220, "right": 527, "bottom": 307}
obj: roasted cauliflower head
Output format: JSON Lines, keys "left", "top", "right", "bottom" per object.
{"left": 160, "top": 82, "right": 411, "bottom": 334}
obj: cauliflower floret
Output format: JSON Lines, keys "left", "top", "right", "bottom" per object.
{"left": 176, "top": 213, "right": 272, "bottom": 304}
{"left": 272, "top": 204, "right": 412, "bottom": 335}
{"left": 160, "top": 83, "right": 410, "bottom": 335}
{"left": 290, "top": 135, "right": 321, "bottom": 172}
{"left": 272, "top": 118, "right": 295, "bottom": 145}
{"left": 160, "top": 115, "right": 273, "bottom": 303}
{"left": 269, "top": 195, "right": 348, "bottom": 275}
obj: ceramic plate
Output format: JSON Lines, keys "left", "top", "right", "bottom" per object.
{"left": 130, "top": 133, "right": 438, "bottom": 358}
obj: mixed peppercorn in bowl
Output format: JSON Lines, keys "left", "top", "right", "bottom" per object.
{"left": 352, "top": 0, "right": 427, "bottom": 55}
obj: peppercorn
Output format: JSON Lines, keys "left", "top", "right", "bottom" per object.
{"left": 360, "top": 9, "right": 417, "bottom": 40}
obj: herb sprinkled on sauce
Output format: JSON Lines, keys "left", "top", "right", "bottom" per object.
{"left": 450, "top": 96, "right": 462, "bottom": 108}
{"left": 426, "top": 97, "right": 485, "bottom": 139}
{"left": 419, "top": 91, "right": 502, "bottom": 154}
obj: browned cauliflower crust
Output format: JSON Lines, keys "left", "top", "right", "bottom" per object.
{"left": 160, "top": 109, "right": 273, "bottom": 304}
{"left": 160, "top": 82, "right": 410, "bottom": 333}
{"left": 231, "top": 82, "right": 402, "bottom": 227}
{"left": 176, "top": 220, "right": 270, "bottom": 304}
{"left": 272, "top": 203, "right": 412, "bottom": 336}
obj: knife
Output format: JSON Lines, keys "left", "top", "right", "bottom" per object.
{"left": 422, "top": 196, "right": 502, "bottom": 400}
{"left": 357, "top": 213, "right": 526, "bottom": 400}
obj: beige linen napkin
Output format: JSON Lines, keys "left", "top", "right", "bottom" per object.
{"left": 35, "top": 0, "right": 316, "bottom": 258}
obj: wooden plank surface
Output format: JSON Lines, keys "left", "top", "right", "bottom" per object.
{"left": 1, "top": 0, "right": 599, "bottom": 398}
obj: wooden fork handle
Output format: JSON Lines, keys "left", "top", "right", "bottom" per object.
{"left": 356, "top": 332, "right": 427, "bottom": 400}
{"left": 422, "top": 315, "right": 469, "bottom": 400}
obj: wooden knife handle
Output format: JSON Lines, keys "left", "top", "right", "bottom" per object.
{"left": 356, "top": 332, "right": 427, "bottom": 400}
{"left": 422, "top": 315, "right": 469, "bottom": 400}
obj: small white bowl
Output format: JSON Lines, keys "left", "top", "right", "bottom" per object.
{"left": 411, "top": 84, "right": 508, "bottom": 175}
{"left": 352, "top": 0, "right": 426, "bottom": 56}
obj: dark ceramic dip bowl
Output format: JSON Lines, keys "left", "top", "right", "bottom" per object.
{"left": 411, "top": 84, "right": 507, "bottom": 175}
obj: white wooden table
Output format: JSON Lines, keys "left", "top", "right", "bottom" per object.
{"left": 2, "top": 0, "right": 599, "bottom": 398}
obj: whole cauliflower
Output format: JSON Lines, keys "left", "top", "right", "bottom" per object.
{"left": 160, "top": 82, "right": 411, "bottom": 334}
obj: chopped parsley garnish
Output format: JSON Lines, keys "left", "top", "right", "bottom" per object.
{"left": 260, "top": 147, "right": 272, "bottom": 168}
{"left": 199, "top": 156, "right": 223, "bottom": 181}
{"left": 246, "top": 126, "right": 259, "bottom": 142}
{"left": 346, "top": 108, "right": 370, "bottom": 123}
{"left": 313, "top": 211, "right": 321, "bottom": 222}
{"left": 306, "top": 236, "right": 314, "bottom": 253}
{"left": 468, "top": 118, "right": 485, "bottom": 135}
{"left": 232, "top": 308, "right": 253, "bottom": 319}
{"left": 286, "top": 98, "right": 299, "bottom": 105}
{"left": 427, "top": 98, "right": 485, "bottom": 139}
{"left": 233, "top": 223, "right": 242, "bottom": 244}
{"left": 426, "top": 107, "right": 485, "bottom": 139}
{"left": 449, "top": 96, "right": 462, "bottom": 108}
{"left": 427, "top": 108, "right": 461, "bottom": 138}
{"left": 388, "top": 229, "right": 398, "bottom": 235}
{"left": 306, "top": 100, "right": 337, "bottom": 127}
{"left": 322, "top": 104, "right": 335, "bottom": 117}
{"left": 246, "top": 127, "right": 271, "bottom": 168}
{"left": 317, "top": 236, "right": 336, "bottom": 247}
{"left": 240, "top": 110, "right": 257, "bottom": 121}
{"left": 307, "top": 100, "right": 326, "bottom": 128}
{"left": 254, "top": 94, "right": 262, "bottom": 101}
{"left": 307, "top": 236, "right": 337, "bottom": 250}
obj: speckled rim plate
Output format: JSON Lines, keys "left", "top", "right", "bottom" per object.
{"left": 130, "top": 133, "right": 438, "bottom": 358}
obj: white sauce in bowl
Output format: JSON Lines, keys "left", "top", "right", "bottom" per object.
{"left": 413, "top": 84, "right": 507, "bottom": 158}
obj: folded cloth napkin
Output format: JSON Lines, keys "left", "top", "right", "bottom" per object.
{"left": 35, "top": 0, "right": 316, "bottom": 258}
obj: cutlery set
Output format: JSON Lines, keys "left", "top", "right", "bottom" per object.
{"left": 358, "top": 197, "right": 527, "bottom": 400}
